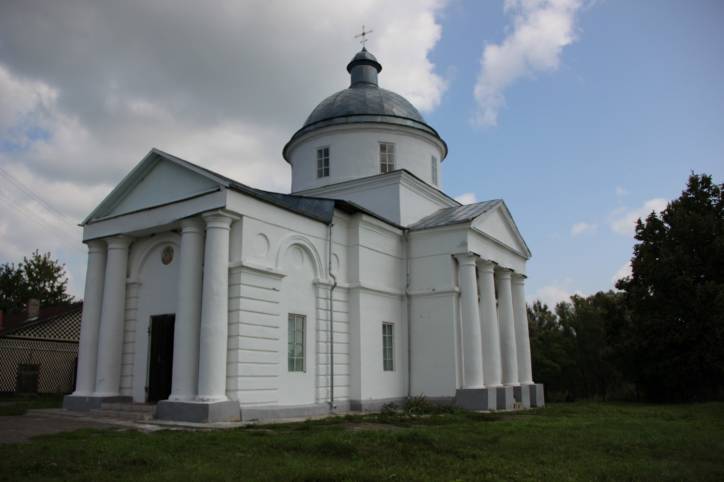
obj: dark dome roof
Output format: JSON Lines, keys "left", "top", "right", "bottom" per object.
{"left": 303, "top": 86, "right": 428, "bottom": 128}
{"left": 284, "top": 48, "right": 446, "bottom": 161}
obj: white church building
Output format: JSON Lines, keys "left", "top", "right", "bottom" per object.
{"left": 64, "top": 48, "right": 543, "bottom": 422}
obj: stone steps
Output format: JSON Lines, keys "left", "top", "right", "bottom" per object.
{"left": 89, "top": 402, "right": 156, "bottom": 421}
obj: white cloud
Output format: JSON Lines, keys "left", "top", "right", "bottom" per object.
{"left": 473, "top": 0, "right": 583, "bottom": 126}
{"left": 615, "top": 186, "right": 628, "bottom": 197}
{"left": 611, "top": 261, "right": 631, "bottom": 285}
{"left": 570, "top": 221, "right": 596, "bottom": 236}
{"left": 0, "top": 1, "right": 449, "bottom": 296}
{"left": 531, "top": 283, "right": 581, "bottom": 307}
{"left": 610, "top": 198, "right": 668, "bottom": 236}
{"left": 454, "top": 192, "right": 478, "bottom": 205}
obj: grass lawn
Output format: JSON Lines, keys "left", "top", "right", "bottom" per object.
{"left": 1, "top": 401, "right": 722, "bottom": 481}
{"left": 0, "top": 394, "right": 63, "bottom": 416}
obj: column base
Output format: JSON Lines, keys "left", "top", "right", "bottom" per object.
{"left": 529, "top": 383, "right": 545, "bottom": 407}
{"left": 496, "top": 386, "right": 515, "bottom": 410}
{"left": 63, "top": 394, "right": 132, "bottom": 411}
{"left": 513, "top": 385, "right": 531, "bottom": 408}
{"left": 454, "top": 388, "right": 497, "bottom": 411}
{"left": 156, "top": 399, "right": 240, "bottom": 423}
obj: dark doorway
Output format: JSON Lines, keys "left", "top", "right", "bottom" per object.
{"left": 148, "top": 314, "right": 175, "bottom": 403}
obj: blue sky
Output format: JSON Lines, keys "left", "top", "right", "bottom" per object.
{"left": 0, "top": 0, "right": 722, "bottom": 305}
{"left": 429, "top": 0, "right": 724, "bottom": 303}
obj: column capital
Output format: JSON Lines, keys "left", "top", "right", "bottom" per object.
{"left": 85, "top": 239, "right": 106, "bottom": 253}
{"left": 105, "top": 235, "right": 133, "bottom": 250}
{"left": 202, "top": 210, "right": 238, "bottom": 229}
{"left": 179, "top": 217, "right": 205, "bottom": 234}
{"left": 495, "top": 267, "right": 513, "bottom": 280}
{"left": 477, "top": 259, "right": 496, "bottom": 273}
{"left": 454, "top": 252, "right": 478, "bottom": 266}
{"left": 511, "top": 272, "right": 527, "bottom": 285}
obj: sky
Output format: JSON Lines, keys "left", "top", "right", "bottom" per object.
{"left": 0, "top": 0, "right": 722, "bottom": 307}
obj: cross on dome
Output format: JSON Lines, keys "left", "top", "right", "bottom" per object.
{"left": 354, "top": 25, "right": 373, "bottom": 47}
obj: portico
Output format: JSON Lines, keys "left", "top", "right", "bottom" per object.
{"left": 65, "top": 210, "right": 242, "bottom": 422}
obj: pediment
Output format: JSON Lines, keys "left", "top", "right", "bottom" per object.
{"left": 83, "top": 149, "right": 224, "bottom": 224}
{"left": 471, "top": 203, "right": 531, "bottom": 258}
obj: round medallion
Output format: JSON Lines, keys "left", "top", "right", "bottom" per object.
{"left": 161, "top": 246, "right": 174, "bottom": 265}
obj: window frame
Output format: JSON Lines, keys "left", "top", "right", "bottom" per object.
{"left": 288, "top": 313, "right": 306, "bottom": 372}
{"left": 431, "top": 155, "right": 438, "bottom": 185}
{"left": 379, "top": 142, "right": 395, "bottom": 174}
{"left": 382, "top": 322, "right": 394, "bottom": 371}
{"left": 316, "top": 146, "right": 330, "bottom": 178}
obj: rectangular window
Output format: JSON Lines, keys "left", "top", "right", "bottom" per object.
{"left": 382, "top": 322, "right": 394, "bottom": 371}
{"left": 431, "top": 156, "right": 438, "bottom": 185}
{"left": 379, "top": 142, "right": 395, "bottom": 173}
{"left": 317, "top": 147, "right": 330, "bottom": 178}
{"left": 288, "top": 313, "right": 306, "bottom": 372}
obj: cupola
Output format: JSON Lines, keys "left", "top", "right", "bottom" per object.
{"left": 284, "top": 48, "right": 447, "bottom": 194}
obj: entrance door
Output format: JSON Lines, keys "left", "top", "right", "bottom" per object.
{"left": 148, "top": 314, "right": 175, "bottom": 403}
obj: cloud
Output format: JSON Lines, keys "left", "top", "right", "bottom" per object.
{"left": 0, "top": 1, "right": 449, "bottom": 295}
{"left": 531, "top": 283, "right": 580, "bottom": 307}
{"left": 615, "top": 186, "right": 628, "bottom": 197}
{"left": 454, "top": 192, "right": 478, "bottom": 205}
{"left": 570, "top": 221, "right": 596, "bottom": 236}
{"left": 610, "top": 198, "right": 668, "bottom": 236}
{"left": 611, "top": 261, "right": 631, "bottom": 285}
{"left": 473, "top": 0, "right": 583, "bottom": 126}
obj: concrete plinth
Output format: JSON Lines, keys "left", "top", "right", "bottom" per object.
{"left": 513, "top": 385, "right": 531, "bottom": 408}
{"left": 63, "top": 395, "right": 131, "bottom": 411}
{"left": 156, "top": 399, "right": 240, "bottom": 422}
{"left": 530, "top": 383, "right": 545, "bottom": 407}
{"left": 496, "top": 386, "right": 515, "bottom": 410}
{"left": 455, "top": 388, "right": 497, "bottom": 411}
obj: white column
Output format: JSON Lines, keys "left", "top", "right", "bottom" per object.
{"left": 197, "top": 212, "right": 233, "bottom": 401}
{"left": 478, "top": 260, "right": 502, "bottom": 387}
{"left": 512, "top": 273, "right": 534, "bottom": 385}
{"left": 169, "top": 218, "right": 205, "bottom": 401}
{"left": 94, "top": 236, "right": 132, "bottom": 396}
{"left": 73, "top": 240, "right": 107, "bottom": 395}
{"left": 496, "top": 268, "right": 519, "bottom": 386}
{"left": 455, "top": 253, "right": 484, "bottom": 389}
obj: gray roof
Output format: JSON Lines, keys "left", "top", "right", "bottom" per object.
{"left": 409, "top": 200, "right": 503, "bottom": 230}
{"left": 284, "top": 49, "right": 446, "bottom": 160}
{"left": 148, "top": 149, "right": 401, "bottom": 227}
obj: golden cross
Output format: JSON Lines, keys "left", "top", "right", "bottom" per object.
{"left": 354, "top": 25, "right": 373, "bottom": 47}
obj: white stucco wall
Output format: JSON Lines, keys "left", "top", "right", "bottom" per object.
{"left": 288, "top": 125, "right": 445, "bottom": 193}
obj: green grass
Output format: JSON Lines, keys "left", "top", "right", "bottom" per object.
{"left": 0, "top": 394, "right": 63, "bottom": 416}
{"left": 1, "top": 402, "right": 723, "bottom": 481}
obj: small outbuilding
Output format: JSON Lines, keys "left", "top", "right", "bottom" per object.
{"left": 0, "top": 303, "right": 82, "bottom": 394}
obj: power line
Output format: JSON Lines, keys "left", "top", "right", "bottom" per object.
{"left": 0, "top": 166, "right": 79, "bottom": 225}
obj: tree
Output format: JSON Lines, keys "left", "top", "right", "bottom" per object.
{"left": 0, "top": 250, "right": 73, "bottom": 315}
{"left": 617, "top": 173, "right": 724, "bottom": 401}
{"left": 529, "top": 292, "right": 631, "bottom": 401}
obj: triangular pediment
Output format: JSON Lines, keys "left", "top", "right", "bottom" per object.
{"left": 83, "top": 149, "right": 225, "bottom": 224}
{"left": 471, "top": 202, "right": 531, "bottom": 258}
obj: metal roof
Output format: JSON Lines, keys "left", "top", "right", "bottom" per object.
{"left": 284, "top": 49, "right": 446, "bottom": 160}
{"left": 409, "top": 200, "right": 503, "bottom": 230}
{"left": 0, "top": 303, "right": 82, "bottom": 342}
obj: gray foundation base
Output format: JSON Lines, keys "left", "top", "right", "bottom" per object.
{"left": 530, "top": 383, "right": 545, "bottom": 407}
{"left": 156, "top": 400, "right": 240, "bottom": 423}
{"left": 242, "top": 401, "right": 351, "bottom": 422}
{"left": 514, "top": 385, "right": 532, "bottom": 408}
{"left": 63, "top": 395, "right": 132, "bottom": 411}
{"left": 496, "top": 386, "right": 515, "bottom": 410}
{"left": 454, "top": 388, "right": 497, "bottom": 411}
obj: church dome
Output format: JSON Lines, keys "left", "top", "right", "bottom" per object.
{"left": 283, "top": 48, "right": 446, "bottom": 161}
